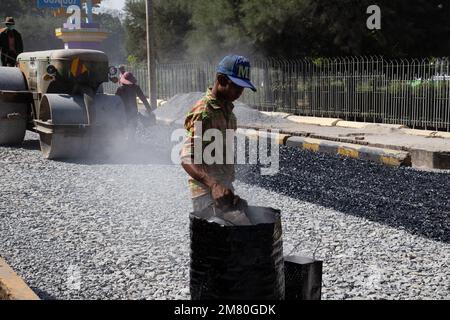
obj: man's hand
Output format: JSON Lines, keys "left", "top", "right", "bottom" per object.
{"left": 180, "top": 162, "right": 247, "bottom": 210}
{"left": 211, "top": 183, "right": 248, "bottom": 210}
{"left": 211, "top": 183, "right": 235, "bottom": 209}
{"left": 232, "top": 196, "right": 248, "bottom": 210}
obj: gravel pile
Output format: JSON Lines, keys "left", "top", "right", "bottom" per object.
{"left": 0, "top": 125, "right": 449, "bottom": 300}
{"left": 154, "top": 92, "right": 293, "bottom": 126}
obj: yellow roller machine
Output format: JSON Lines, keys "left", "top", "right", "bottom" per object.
{"left": 0, "top": 49, "right": 126, "bottom": 159}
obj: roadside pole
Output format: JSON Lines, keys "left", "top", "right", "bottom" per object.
{"left": 146, "top": 0, "right": 157, "bottom": 109}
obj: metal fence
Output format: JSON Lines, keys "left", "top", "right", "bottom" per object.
{"left": 104, "top": 57, "right": 450, "bottom": 131}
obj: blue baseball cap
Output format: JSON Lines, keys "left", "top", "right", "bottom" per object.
{"left": 216, "top": 55, "right": 257, "bottom": 92}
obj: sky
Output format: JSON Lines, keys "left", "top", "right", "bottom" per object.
{"left": 100, "top": 0, "right": 126, "bottom": 11}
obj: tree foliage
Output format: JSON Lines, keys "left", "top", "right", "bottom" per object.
{"left": 0, "top": 0, "right": 126, "bottom": 63}
{"left": 307, "top": 0, "right": 450, "bottom": 57}
{"left": 97, "top": 12, "right": 127, "bottom": 64}
{"left": 124, "top": 0, "right": 192, "bottom": 63}
{"left": 3, "top": 0, "right": 449, "bottom": 64}
{"left": 123, "top": 0, "right": 450, "bottom": 62}
{"left": 123, "top": 0, "right": 146, "bottom": 63}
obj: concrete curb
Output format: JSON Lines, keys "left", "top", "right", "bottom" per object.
{"left": 336, "top": 121, "right": 407, "bottom": 130}
{"left": 402, "top": 128, "right": 450, "bottom": 140}
{"left": 155, "top": 118, "right": 450, "bottom": 169}
{"left": 284, "top": 116, "right": 408, "bottom": 130}
{"left": 236, "top": 128, "right": 410, "bottom": 167}
{"left": 287, "top": 115, "right": 342, "bottom": 126}
{"left": 155, "top": 117, "right": 176, "bottom": 126}
{"left": 335, "top": 121, "right": 368, "bottom": 129}
{"left": 410, "top": 149, "right": 450, "bottom": 170}
{"left": 438, "top": 132, "right": 450, "bottom": 139}
{"left": 286, "top": 136, "right": 411, "bottom": 167}
{"left": 0, "top": 257, "right": 40, "bottom": 300}
{"left": 150, "top": 100, "right": 449, "bottom": 139}
{"left": 235, "top": 128, "right": 291, "bottom": 145}
{"left": 137, "top": 98, "right": 167, "bottom": 108}
{"left": 260, "top": 111, "right": 292, "bottom": 119}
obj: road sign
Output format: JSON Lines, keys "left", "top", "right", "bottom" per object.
{"left": 37, "top": 0, "right": 82, "bottom": 9}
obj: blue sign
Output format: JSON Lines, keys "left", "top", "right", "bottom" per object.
{"left": 37, "top": 0, "right": 82, "bottom": 9}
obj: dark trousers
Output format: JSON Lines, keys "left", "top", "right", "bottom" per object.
{"left": 1, "top": 51, "right": 17, "bottom": 67}
{"left": 126, "top": 116, "right": 138, "bottom": 141}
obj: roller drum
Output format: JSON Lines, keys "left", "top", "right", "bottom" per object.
{"left": 0, "top": 67, "right": 28, "bottom": 145}
{"left": 38, "top": 94, "right": 127, "bottom": 159}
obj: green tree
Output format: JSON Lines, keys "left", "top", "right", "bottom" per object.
{"left": 239, "top": 0, "right": 312, "bottom": 58}
{"left": 186, "top": 0, "right": 450, "bottom": 59}
{"left": 15, "top": 12, "right": 66, "bottom": 52}
{"left": 0, "top": 2, "right": 67, "bottom": 52}
{"left": 123, "top": 0, "right": 450, "bottom": 61}
{"left": 123, "top": 0, "right": 192, "bottom": 63}
{"left": 185, "top": 0, "right": 251, "bottom": 61}
{"left": 0, "top": 0, "right": 30, "bottom": 17}
{"left": 97, "top": 12, "right": 127, "bottom": 64}
{"left": 0, "top": 1, "right": 126, "bottom": 63}
{"left": 300, "top": 0, "right": 450, "bottom": 57}
{"left": 123, "top": 0, "right": 146, "bottom": 61}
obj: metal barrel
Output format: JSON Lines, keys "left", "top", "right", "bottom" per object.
{"left": 189, "top": 206, "right": 285, "bottom": 300}
{"left": 36, "top": 93, "right": 127, "bottom": 159}
{"left": 0, "top": 67, "right": 28, "bottom": 145}
{"left": 284, "top": 255, "right": 323, "bottom": 300}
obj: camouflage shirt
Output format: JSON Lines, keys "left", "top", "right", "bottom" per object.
{"left": 181, "top": 88, "right": 237, "bottom": 198}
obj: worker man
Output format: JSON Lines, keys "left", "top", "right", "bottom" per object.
{"left": 115, "top": 72, "right": 155, "bottom": 142}
{"left": 181, "top": 55, "right": 257, "bottom": 215}
{"left": 0, "top": 17, "right": 23, "bottom": 67}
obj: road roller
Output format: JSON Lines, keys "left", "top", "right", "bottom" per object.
{"left": 0, "top": 49, "right": 127, "bottom": 159}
